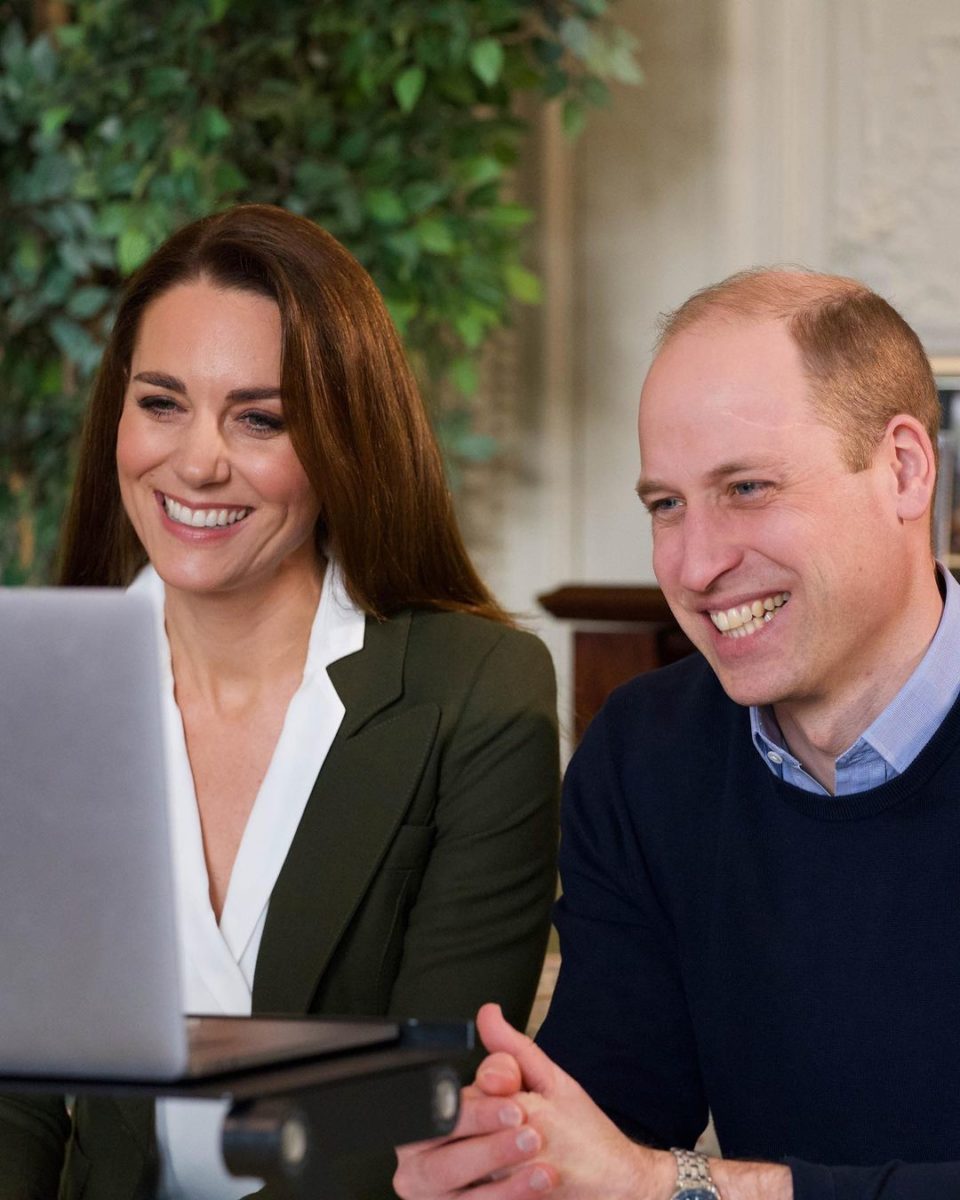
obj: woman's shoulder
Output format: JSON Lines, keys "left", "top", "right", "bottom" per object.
{"left": 406, "top": 607, "right": 550, "bottom": 656}
{"left": 400, "top": 608, "right": 556, "bottom": 695}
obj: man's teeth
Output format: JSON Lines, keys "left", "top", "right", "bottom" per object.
{"left": 709, "top": 592, "right": 790, "bottom": 638}
{"left": 163, "top": 496, "right": 250, "bottom": 528}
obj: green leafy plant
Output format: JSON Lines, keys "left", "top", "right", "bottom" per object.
{"left": 0, "top": 0, "right": 641, "bottom": 582}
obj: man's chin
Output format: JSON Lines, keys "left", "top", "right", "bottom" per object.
{"left": 708, "top": 660, "right": 786, "bottom": 709}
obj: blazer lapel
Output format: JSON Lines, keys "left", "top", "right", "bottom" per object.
{"left": 253, "top": 611, "right": 439, "bottom": 1014}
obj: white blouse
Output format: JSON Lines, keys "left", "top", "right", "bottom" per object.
{"left": 129, "top": 561, "right": 366, "bottom": 1199}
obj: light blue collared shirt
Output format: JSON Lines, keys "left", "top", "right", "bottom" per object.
{"left": 751, "top": 565, "right": 960, "bottom": 795}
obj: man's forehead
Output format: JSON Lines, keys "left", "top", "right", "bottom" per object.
{"left": 638, "top": 317, "right": 813, "bottom": 428}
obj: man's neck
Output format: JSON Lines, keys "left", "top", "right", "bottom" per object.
{"left": 772, "top": 563, "right": 945, "bottom": 794}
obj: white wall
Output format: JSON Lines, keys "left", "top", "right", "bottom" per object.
{"left": 462, "top": 0, "right": 960, "bottom": 735}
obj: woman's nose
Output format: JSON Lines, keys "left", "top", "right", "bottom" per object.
{"left": 173, "top": 417, "right": 230, "bottom": 487}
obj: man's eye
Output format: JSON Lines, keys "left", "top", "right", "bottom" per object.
{"left": 648, "top": 496, "right": 682, "bottom": 515}
{"left": 731, "top": 481, "right": 767, "bottom": 497}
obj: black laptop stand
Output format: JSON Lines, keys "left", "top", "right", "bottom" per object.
{"left": 0, "top": 1018, "right": 471, "bottom": 1199}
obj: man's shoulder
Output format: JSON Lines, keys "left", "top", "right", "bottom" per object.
{"left": 570, "top": 651, "right": 748, "bottom": 793}
{"left": 600, "top": 650, "right": 735, "bottom": 730}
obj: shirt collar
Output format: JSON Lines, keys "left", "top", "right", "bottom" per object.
{"left": 750, "top": 564, "right": 960, "bottom": 786}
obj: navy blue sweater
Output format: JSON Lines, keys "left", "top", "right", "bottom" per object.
{"left": 537, "top": 652, "right": 960, "bottom": 1200}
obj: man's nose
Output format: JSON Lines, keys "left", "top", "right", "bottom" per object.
{"left": 674, "top": 505, "right": 743, "bottom": 594}
{"left": 173, "top": 417, "right": 230, "bottom": 487}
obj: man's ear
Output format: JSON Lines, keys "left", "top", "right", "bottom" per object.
{"left": 887, "top": 415, "right": 937, "bottom": 523}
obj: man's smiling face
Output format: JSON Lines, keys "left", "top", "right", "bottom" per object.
{"left": 637, "top": 315, "right": 908, "bottom": 719}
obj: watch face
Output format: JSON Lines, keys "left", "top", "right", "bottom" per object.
{"left": 674, "top": 1191, "right": 718, "bottom": 1200}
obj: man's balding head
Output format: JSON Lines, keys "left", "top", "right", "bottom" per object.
{"left": 655, "top": 267, "right": 939, "bottom": 472}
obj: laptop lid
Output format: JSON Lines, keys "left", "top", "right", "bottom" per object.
{"left": 0, "top": 588, "right": 189, "bottom": 1079}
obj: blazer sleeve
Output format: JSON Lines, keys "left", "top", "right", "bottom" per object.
{"left": 0, "top": 1093, "right": 69, "bottom": 1198}
{"left": 384, "top": 624, "right": 560, "bottom": 1032}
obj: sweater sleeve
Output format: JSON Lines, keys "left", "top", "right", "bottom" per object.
{"left": 535, "top": 707, "right": 709, "bottom": 1149}
{"left": 789, "top": 1157, "right": 960, "bottom": 1200}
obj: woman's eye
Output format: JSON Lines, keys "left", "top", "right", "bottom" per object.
{"left": 136, "top": 395, "right": 180, "bottom": 417}
{"left": 239, "top": 410, "right": 285, "bottom": 435}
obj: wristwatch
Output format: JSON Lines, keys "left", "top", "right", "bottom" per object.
{"left": 668, "top": 1147, "right": 722, "bottom": 1200}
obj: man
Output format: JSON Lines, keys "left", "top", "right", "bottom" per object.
{"left": 395, "top": 269, "right": 960, "bottom": 1200}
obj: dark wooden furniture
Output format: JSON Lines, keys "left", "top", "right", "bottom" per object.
{"left": 538, "top": 585, "right": 694, "bottom": 740}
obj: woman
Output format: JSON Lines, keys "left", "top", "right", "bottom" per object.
{"left": 0, "top": 205, "right": 559, "bottom": 1199}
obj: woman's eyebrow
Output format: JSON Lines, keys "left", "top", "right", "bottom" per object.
{"left": 132, "top": 370, "right": 186, "bottom": 393}
{"left": 131, "top": 373, "right": 281, "bottom": 404}
{"left": 226, "top": 386, "right": 283, "bottom": 402}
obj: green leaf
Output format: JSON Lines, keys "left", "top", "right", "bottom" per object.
{"left": 487, "top": 203, "right": 534, "bottom": 228}
{"left": 450, "top": 356, "right": 479, "bottom": 397}
{"left": 559, "top": 16, "right": 591, "bottom": 58}
{"left": 39, "top": 106, "right": 71, "bottom": 138}
{"left": 562, "top": 98, "right": 587, "bottom": 139}
{"left": 384, "top": 229, "right": 420, "bottom": 269}
{"left": 72, "top": 170, "right": 100, "bottom": 201}
{"left": 209, "top": 0, "right": 231, "bottom": 19}
{"left": 52, "top": 25, "right": 83, "bottom": 50}
{"left": 365, "top": 189, "right": 407, "bottom": 224}
{"left": 454, "top": 311, "right": 486, "bottom": 349}
{"left": 170, "top": 145, "right": 196, "bottom": 174}
{"left": 454, "top": 431, "right": 497, "bottom": 463}
{"left": 469, "top": 38, "right": 504, "bottom": 88}
{"left": 459, "top": 156, "right": 502, "bottom": 188}
{"left": 66, "top": 286, "right": 111, "bottom": 319}
{"left": 384, "top": 295, "right": 418, "bottom": 333}
{"left": 403, "top": 180, "right": 449, "bottom": 214}
{"left": 199, "top": 106, "right": 232, "bottom": 142}
{"left": 393, "top": 65, "right": 426, "bottom": 113}
{"left": 13, "top": 234, "right": 43, "bottom": 286}
{"left": 49, "top": 315, "right": 100, "bottom": 372}
{"left": 145, "top": 67, "right": 189, "bottom": 99}
{"left": 504, "top": 264, "right": 542, "bottom": 304}
{"left": 213, "top": 163, "right": 248, "bottom": 193}
{"left": 117, "top": 227, "right": 153, "bottom": 275}
{"left": 415, "top": 217, "right": 455, "bottom": 255}
{"left": 583, "top": 77, "right": 612, "bottom": 107}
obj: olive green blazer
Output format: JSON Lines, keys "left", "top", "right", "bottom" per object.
{"left": 0, "top": 608, "right": 559, "bottom": 1200}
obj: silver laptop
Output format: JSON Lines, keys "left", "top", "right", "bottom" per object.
{"left": 0, "top": 589, "right": 397, "bottom": 1082}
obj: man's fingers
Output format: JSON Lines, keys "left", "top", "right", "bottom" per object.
{"left": 476, "top": 1050, "right": 523, "bottom": 1096}
{"left": 396, "top": 1088, "right": 525, "bottom": 1154}
{"left": 395, "top": 1121, "right": 546, "bottom": 1197}
{"left": 449, "top": 1162, "right": 559, "bottom": 1200}
{"left": 476, "top": 1003, "right": 557, "bottom": 1095}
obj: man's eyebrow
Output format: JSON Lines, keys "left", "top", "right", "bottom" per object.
{"left": 131, "top": 373, "right": 281, "bottom": 403}
{"left": 636, "top": 461, "right": 774, "bottom": 500}
{"left": 635, "top": 476, "right": 670, "bottom": 501}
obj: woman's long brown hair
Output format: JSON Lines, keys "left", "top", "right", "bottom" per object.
{"left": 58, "top": 204, "right": 508, "bottom": 623}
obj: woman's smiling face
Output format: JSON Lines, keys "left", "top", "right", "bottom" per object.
{"left": 116, "top": 280, "right": 321, "bottom": 597}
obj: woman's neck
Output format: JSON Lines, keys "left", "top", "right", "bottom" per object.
{"left": 162, "top": 555, "right": 326, "bottom": 713}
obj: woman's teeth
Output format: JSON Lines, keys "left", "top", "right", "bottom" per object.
{"left": 163, "top": 496, "right": 250, "bottom": 528}
{"left": 709, "top": 592, "right": 790, "bottom": 638}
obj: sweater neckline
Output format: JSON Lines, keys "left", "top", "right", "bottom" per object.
{"left": 761, "top": 683, "right": 960, "bottom": 821}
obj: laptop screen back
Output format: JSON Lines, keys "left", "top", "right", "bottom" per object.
{"left": 0, "top": 589, "right": 188, "bottom": 1079}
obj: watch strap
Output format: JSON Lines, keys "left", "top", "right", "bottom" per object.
{"left": 669, "top": 1147, "right": 721, "bottom": 1199}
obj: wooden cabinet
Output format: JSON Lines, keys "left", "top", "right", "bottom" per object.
{"left": 538, "top": 585, "right": 695, "bottom": 741}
